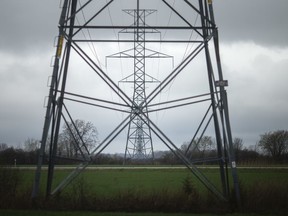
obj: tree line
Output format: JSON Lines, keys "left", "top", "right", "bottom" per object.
{"left": 1, "top": 120, "right": 287, "bottom": 165}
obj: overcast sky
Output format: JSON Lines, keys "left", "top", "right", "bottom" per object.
{"left": 0, "top": 0, "right": 287, "bottom": 152}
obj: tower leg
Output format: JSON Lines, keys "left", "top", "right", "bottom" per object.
{"left": 31, "top": 0, "right": 70, "bottom": 199}
{"left": 32, "top": 0, "right": 78, "bottom": 198}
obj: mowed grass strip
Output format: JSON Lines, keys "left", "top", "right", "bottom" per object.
{"left": 67, "top": 169, "right": 201, "bottom": 196}
{"left": 28, "top": 168, "right": 222, "bottom": 196}
{"left": 18, "top": 167, "right": 288, "bottom": 197}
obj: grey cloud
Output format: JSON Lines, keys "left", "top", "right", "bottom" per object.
{"left": 0, "top": 0, "right": 60, "bottom": 53}
{"left": 0, "top": 0, "right": 287, "bottom": 149}
{"left": 224, "top": 47, "right": 288, "bottom": 146}
{"left": 1, "top": 0, "right": 287, "bottom": 53}
{"left": 214, "top": 0, "right": 288, "bottom": 47}
{"left": 0, "top": 50, "right": 52, "bottom": 146}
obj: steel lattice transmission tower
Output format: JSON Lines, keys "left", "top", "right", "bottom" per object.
{"left": 32, "top": 0, "right": 241, "bottom": 207}
{"left": 107, "top": 9, "right": 172, "bottom": 162}
{"left": 125, "top": 9, "right": 155, "bottom": 162}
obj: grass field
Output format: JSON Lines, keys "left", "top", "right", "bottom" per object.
{"left": 20, "top": 167, "right": 288, "bottom": 196}
{"left": 1, "top": 166, "right": 288, "bottom": 214}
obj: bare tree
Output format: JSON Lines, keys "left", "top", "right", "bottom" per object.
{"left": 258, "top": 130, "right": 288, "bottom": 160}
{"left": 233, "top": 137, "right": 243, "bottom": 151}
{"left": 0, "top": 143, "right": 8, "bottom": 151}
{"left": 233, "top": 137, "right": 243, "bottom": 162}
{"left": 180, "top": 141, "right": 190, "bottom": 153}
{"left": 196, "top": 136, "right": 215, "bottom": 157}
{"left": 23, "top": 138, "right": 39, "bottom": 152}
{"left": 58, "top": 119, "right": 98, "bottom": 158}
{"left": 181, "top": 136, "right": 215, "bottom": 159}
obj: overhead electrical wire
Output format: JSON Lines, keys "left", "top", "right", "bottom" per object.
{"left": 182, "top": 14, "right": 199, "bottom": 61}
{"left": 106, "top": 0, "right": 125, "bottom": 80}
{"left": 152, "top": 0, "right": 177, "bottom": 125}
{"left": 106, "top": 0, "right": 127, "bottom": 120}
{"left": 162, "top": 0, "right": 175, "bottom": 40}
{"left": 78, "top": 0, "right": 103, "bottom": 70}
{"left": 155, "top": 1, "right": 202, "bottom": 126}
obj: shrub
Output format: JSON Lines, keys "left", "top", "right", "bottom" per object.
{"left": 0, "top": 167, "right": 21, "bottom": 208}
{"left": 241, "top": 181, "right": 288, "bottom": 214}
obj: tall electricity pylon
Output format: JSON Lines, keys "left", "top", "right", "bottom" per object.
{"left": 32, "top": 0, "right": 241, "bottom": 207}
{"left": 125, "top": 9, "right": 155, "bottom": 162}
{"left": 107, "top": 9, "right": 172, "bottom": 162}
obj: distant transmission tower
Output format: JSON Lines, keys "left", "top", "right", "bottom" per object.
{"left": 107, "top": 9, "right": 172, "bottom": 162}
{"left": 32, "top": 0, "right": 241, "bottom": 207}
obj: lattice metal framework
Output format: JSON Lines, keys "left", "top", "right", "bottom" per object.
{"left": 107, "top": 9, "right": 173, "bottom": 162}
{"left": 121, "top": 9, "right": 155, "bottom": 161}
{"left": 32, "top": 0, "right": 241, "bottom": 207}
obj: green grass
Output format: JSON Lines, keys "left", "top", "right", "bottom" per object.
{"left": 17, "top": 167, "right": 288, "bottom": 197}
{"left": 24, "top": 168, "right": 225, "bottom": 197}
{"left": 2, "top": 167, "right": 287, "bottom": 214}
{"left": 67, "top": 169, "right": 196, "bottom": 196}
{"left": 237, "top": 168, "right": 288, "bottom": 186}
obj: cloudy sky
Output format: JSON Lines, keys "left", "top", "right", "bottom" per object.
{"left": 0, "top": 0, "right": 287, "bottom": 152}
